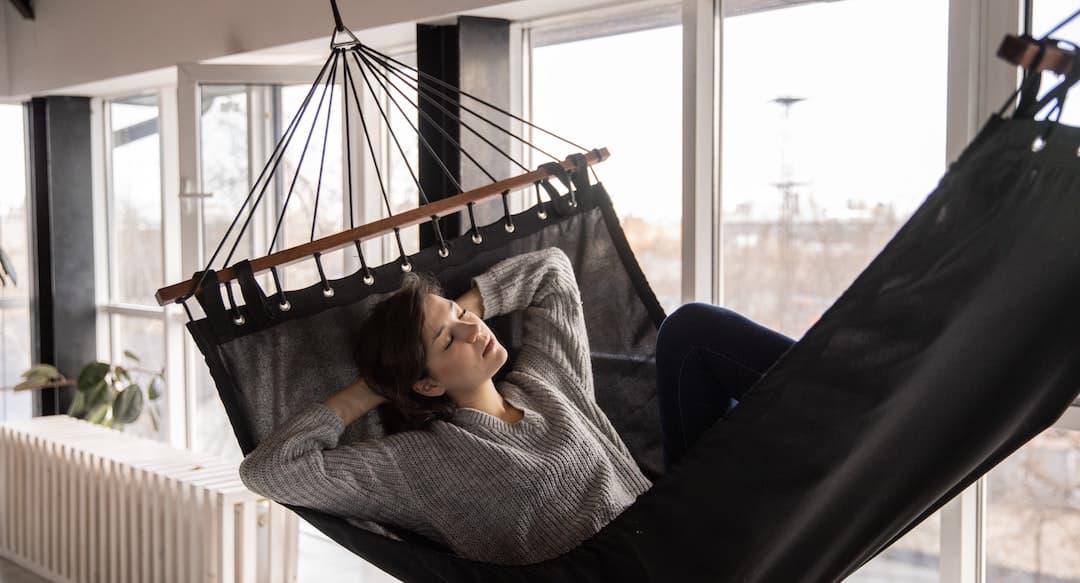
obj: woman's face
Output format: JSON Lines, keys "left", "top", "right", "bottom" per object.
{"left": 415, "top": 293, "right": 507, "bottom": 397}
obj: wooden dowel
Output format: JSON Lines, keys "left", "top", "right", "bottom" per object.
{"left": 155, "top": 149, "right": 609, "bottom": 306}
{"left": 998, "top": 34, "right": 1077, "bottom": 76}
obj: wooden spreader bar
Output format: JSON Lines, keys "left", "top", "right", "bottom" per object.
{"left": 998, "top": 33, "right": 1078, "bottom": 76}
{"left": 155, "top": 148, "right": 609, "bottom": 306}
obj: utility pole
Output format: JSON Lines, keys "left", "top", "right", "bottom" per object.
{"left": 770, "top": 96, "right": 805, "bottom": 333}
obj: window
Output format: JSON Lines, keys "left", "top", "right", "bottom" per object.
{"left": 528, "top": 5, "right": 684, "bottom": 312}
{"left": 720, "top": 0, "right": 949, "bottom": 579}
{"left": 0, "top": 104, "right": 32, "bottom": 422}
{"left": 101, "top": 95, "right": 168, "bottom": 440}
{"left": 986, "top": 428, "right": 1080, "bottom": 581}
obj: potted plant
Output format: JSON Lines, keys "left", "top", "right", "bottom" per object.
{"left": 16, "top": 350, "right": 164, "bottom": 431}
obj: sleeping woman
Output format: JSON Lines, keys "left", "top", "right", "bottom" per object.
{"left": 238, "top": 246, "right": 654, "bottom": 565}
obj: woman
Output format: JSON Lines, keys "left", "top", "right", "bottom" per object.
{"left": 239, "top": 246, "right": 796, "bottom": 565}
{"left": 239, "top": 247, "right": 653, "bottom": 565}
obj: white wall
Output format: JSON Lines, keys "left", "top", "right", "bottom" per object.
{"left": 0, "top": 0, "right": 509, "bottom": 97}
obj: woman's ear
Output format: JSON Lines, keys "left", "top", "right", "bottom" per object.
{"left": 412, "top": 377, "right": 444, "bottom": 397}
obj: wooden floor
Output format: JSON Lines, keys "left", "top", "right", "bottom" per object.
{"left": 0, "top": 557, "right": 50, "bottom": 583}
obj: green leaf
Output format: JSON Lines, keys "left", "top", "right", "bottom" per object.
{"left": 122, "top": 350, "right": 141, "bottom": 363}
{"left": 115, "top": 366, "right": 131, "bottom": 382}
{"left": 147, "top": 378, "right": 161, "bottom": 401}
{"left": 14, "top": 378, "right": 49, "bottom": 391}
{"left": 85, "top": 403, "right": 110, "bottom": 424}
{"left": 112, "top": 385, "right": 143, "bottom": 425}
{"left": 77, "top": 363, "right": 110, "bottom": 392}
{"left": 22, "top": 364, "right": 61, "bottom": 381}
{"left": 67, "top": 391, "right": 88, "bottom": 417}
{"left": 83, "top": 379, "right": 108, "bottom": 405}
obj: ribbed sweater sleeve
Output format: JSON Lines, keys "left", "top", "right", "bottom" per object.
{"left": 471, "top": 247, "right": 594, "bottom": 403}
{"left": 238, "top": 402, "right": 414, "bottom": 525}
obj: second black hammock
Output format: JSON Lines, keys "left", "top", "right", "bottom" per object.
{"left": 162, "top": 14, "right": 1080, "bottom": 583}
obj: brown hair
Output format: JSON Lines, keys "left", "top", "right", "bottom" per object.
{"left": 354, "top": 272, "right": 457, "bottom": 432}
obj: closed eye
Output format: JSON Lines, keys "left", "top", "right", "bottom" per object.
{"left": 445, "top": 307, "right": 468, "bottom": 350}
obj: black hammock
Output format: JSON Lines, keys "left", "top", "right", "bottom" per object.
{"left": 160, "top": 8, "right": 1080, "bottom": 583}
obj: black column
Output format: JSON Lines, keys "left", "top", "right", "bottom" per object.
{"left": 26, "top": 96, "right": 96, "bottom": 416}
{"left": 417, "top": 23, "right": 462, "bottom": 247}
{"left": 416, "top": 17, "right": 512, "bottom": 245}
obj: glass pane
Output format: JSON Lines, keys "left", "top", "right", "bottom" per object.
{"left": 0, "top": 104, "right": 32, "bottom": 422}
{"left": 531, "top": 23, "right": 683, "bottom": 312}
{"left": 201, "top": 85, "right": 254, "bottom": 265}
{"left": 1, "top": 308, "right": 33, "bottom": 422}
{"left": 987, "top": 428, "right": 1080, "bottom": 582}
{"left": 111, "top": 314, "right": 166, "bottom": 440}
{"left": 279, "top": 83, "right": 345, "bottom": 290}
{"left": 722, "top": 1, "right": 948, "bottom": 579}
{"left": 109, "top": 96, "right": 163, "bottom": 306}
{"left": 1030, "top": 1, "right": 1080, "bottom": 128}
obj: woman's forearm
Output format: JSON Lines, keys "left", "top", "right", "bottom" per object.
{"left": 322, "top": 380, "right": 386, "bottom": 426}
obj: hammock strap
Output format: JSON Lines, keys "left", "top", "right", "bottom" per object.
{"left": 360, "top": 49, "right": 532, "bottom": 174}
{"left": 1041, "top": 7, "right": 1080, "bottom": 39}
{"left": 500, "top": 191, "right": 515, "bottom": 232}
{"left": 190, "top": 52, "right": 335, "bottom": 299}
{"left": 354, "top": 50, "right": 496, "bottom": 185}
{"left": 342, "top": 53, "right": 393, "bottom": 218}
{"left": 369, "top": 48, "right": 565, "bottom": 167}
{"left": 268, "top": 51, "right": 341, "bottom": 254}
{"left": 534, "top": 182, "right": 549, "bottom": 220}
{"left": 314, "top": 251, "right": 335, "bottom": 296}
{"left": 311, "top": 50, "right": 341, "bottom": 242}
{"left": 269, "top": 266, "right": 291, "bottom": 311}
{"left": 358, "top": 43, "right": 590, "bottom": 154}
{"left": 346, "top": 52, "right": 444, "bottom": 266}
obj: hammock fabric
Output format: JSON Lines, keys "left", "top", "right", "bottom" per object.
{"left": 187, "top": 107, "right": 1080, "bottom": 581}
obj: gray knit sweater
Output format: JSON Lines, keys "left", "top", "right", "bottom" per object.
{"left": 238, "top": 247, "right": 653, "bottom": 565}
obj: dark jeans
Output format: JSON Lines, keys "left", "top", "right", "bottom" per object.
{"left": 655, "top": 302, "right": 796, "bottom": 472}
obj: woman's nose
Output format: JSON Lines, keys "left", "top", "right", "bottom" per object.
{"left": 453, "top": 321, "right": 481, "bottom": 342}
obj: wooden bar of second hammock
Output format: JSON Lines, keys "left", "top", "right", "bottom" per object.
{"left": 998, "top": 34, "right": 1078, "bottom": 76}
{"left": 155, "top": 148, "right": 609, "bottom": 306}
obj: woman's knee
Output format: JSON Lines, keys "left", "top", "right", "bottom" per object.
{"left": 656, "top": 303, "right": 739, "bottom": 358}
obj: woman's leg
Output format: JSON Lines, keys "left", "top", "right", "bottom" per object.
{"left": 655, "top": 302, "right": 796, "bottom": 471}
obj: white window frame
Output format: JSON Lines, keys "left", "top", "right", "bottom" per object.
{"left": 91, "top": 88, "right": 180, "bottom": 443}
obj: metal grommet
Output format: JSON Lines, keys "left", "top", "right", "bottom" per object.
{"left": 568, "top": 199, "right": 578, "bottom": 208}
{"left": 362, "top": 273, "right": 375, "bottom": 285}
{"left": 232, "top": 314, "right": 246, "bottom": 326}
{"left": 278, "top": 300, "right": 292, "bottom": 312}
{"left": 504, "top": 222, "right": 515, "bottom": 233}
{"left": 438, "top": 246, "right": 450, "bottom": 258}
{"left": 471, "top": 232, "right": 483, "bottom": 245}
{"left": 538, "top": 209, "right": 548, "bottom": 220}
{"left": 1032, "top": 136, "right": 1047, "bottom": 152}
{"left": 400, "top": 261, "right": 413, "bottom": 273}
{"left": 323, "top": 286, "right": 335, "bottom": 298}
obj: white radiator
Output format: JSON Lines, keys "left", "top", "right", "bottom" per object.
{"left": 0, "top": 415, "right": 299, "bottom": 583}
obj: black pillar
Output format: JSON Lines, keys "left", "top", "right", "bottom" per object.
{"left": 26, "top": 96, "right": 96, "bottom": 416}
{"left": 417, "top": 23, "right": 462, "bottom": 247}
{"left": 417, "top": 16, "right": 512, "bottom": 246}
